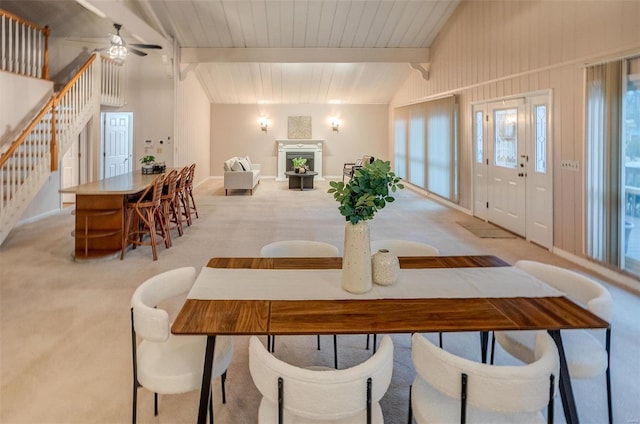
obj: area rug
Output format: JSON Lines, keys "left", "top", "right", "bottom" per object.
{"left": 457, "top": 220, "right": 517, "bottom": 238}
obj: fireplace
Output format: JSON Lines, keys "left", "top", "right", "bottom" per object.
{"left": 286, "top": 152, "right": 314, "bottom": 172}
{"left": 276, "top": 140, "right": 324, "bottom": 181}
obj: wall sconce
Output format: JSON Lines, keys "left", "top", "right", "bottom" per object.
{"left": 259, "top": 118, "right": 269, "bottom": 133}
{"left": 330, "top": 118, "right": 340, "bottom": 133}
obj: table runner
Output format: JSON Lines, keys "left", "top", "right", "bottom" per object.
{"left": 188, "top": 266, "right": 563, "bottom": 300}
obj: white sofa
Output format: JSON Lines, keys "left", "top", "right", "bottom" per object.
{"left": 223, "top": 156, "right": 261, "bottom": 196}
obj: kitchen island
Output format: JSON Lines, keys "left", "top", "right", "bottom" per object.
{"left": 60, "top": 171, "right": 166, "bottom": 260}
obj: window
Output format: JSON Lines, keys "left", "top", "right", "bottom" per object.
{"left": 393, "top": 111, "right": 407, "bottom": 178}
{"left": 586, "top": 58, "right": 640, "bottom": 278}
{"left": 393, "top": 96, "right": 459, "bottom": 202}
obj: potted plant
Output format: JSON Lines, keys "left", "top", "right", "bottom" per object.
{"left": 140, "top": 155, "right": 155, "bottom": 172}
{"left": 291, "top": 157, "right": 308, "bottom": 173}
{"left": 328, "top": 159, "right": 404, "bottom": 293}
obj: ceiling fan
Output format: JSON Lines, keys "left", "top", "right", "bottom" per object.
{"left": 96, "top": 23, "right": 162, "bottom": 61}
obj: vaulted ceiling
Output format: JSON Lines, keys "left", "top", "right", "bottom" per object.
{"left": 1, "top": 0, "right": 460, "bottom": 104}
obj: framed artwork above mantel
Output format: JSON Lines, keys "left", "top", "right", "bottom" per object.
{"left": 288, "top": 116, "right": 312, "bottom": 139}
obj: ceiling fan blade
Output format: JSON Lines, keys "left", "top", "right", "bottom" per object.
{"left": 129, "top": 48, "right": 148, "bottom": 57}
{"left": 93, "top": 47, "right": 108, "bottom": 52}
{"left": 129, "top": 43, "right": 162, "bottom": 50}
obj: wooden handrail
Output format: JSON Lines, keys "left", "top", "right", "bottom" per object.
{"left": 1, "top": 9, "right": 51, "bottom": 80}
{"left": 0, "top": 9, "right": 48, "bottom": 32}
{"left": 0, "top": 98, "right": 55, "bottom": 169}
{"left": 0, "top": 53, "right": 98, "bottom": 170}
{"left": 57, "top": 54, "right": 97, "bottom": 98}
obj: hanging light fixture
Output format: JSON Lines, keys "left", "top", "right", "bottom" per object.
{"left": 108, "top": 44, "right": 128, "bottom": 61}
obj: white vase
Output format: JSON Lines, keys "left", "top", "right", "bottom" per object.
{"left": 372, "top": 249, "right": 400, "bottom": 286}
{"left": 341, "top": 220, "right": 372, "bottom": 294}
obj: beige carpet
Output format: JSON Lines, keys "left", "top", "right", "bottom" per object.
{"left": 1, "top": 178, "right": 638, "bottom": 423}
{"left": 457, "top": 220, "right": 517, "bottom": 238}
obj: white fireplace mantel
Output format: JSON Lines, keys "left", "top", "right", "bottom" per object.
{"left": 276, "top": 139, "right": 324, "bottom": 181}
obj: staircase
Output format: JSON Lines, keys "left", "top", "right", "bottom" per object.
{"left": 0, "top": 9, "right": 126, "bottom": 246}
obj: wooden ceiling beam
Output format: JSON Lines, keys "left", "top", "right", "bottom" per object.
{"left": 180, "top": 47, "right": 429, "bottom": 64}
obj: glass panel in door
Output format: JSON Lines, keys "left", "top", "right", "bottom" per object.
{"left": 494, "top": 108, "right": 518, "bottom": 169}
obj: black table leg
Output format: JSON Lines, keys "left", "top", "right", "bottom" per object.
{"left": 548, "top": 329, "right": 580, "bottom": 424}
{"left": 197, "top": 335, "right": 216, "bottom": 424}
{"left": 480, "top": 331, "right": 489, "bottom": 363}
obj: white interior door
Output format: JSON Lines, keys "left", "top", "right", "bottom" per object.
{"left": 487, "top": 99, "right": 527, "bottom": 236}
{"left": 472, "top": 105, "right": 488, "bottom": 220}
{"left": 102, "top": 112, "right": 132, "bottom": 178}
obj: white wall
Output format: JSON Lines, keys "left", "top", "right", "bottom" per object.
{"left": 116, "top": 54, "right": 174, "bottom": 168}
{"left": 175, "top": 69, "right": 211, "bottom": 184}
{"left": 391, "top": 0, "right": 640, "bottom": 257}
{"left": 210, "top": 104, "right": 389, "bottom": 178}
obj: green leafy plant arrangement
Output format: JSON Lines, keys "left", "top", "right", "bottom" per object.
{"left": 140, "top": 155, "right": 155, "bottom": 165}
{"left": 328, "top": 159, "right": 404, "bottom": 224}
{"left": 291, "top": 157, "right": 308, "bottom": 169}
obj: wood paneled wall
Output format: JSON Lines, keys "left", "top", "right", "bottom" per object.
{"left": 391, "top": 0, "right": 640, "bottom": 256}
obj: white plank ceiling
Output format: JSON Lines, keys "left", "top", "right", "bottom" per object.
{"left": 1, "top": 0, "right": 460, "bottom": 104}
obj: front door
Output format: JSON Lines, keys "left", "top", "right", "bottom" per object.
{"left": 473, "top": 94, "right": 553, "bottom": 249}
{"left": 487, "top": 99, "right": 527, "bottom": 236}
{"left": 102, "top": 112, "right": 132, "bottom": 178}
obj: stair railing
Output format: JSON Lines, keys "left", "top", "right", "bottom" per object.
{"left": 0, "top": 54, "right": 97, "bottom": 243}
{"left": 56, "top": 54, "right": 98, "bottom": 157}
{"left": 101, "top": 56, "right": 126, "bottom": 107}
{"left": 0, "top": 97, "right": 55, "bottom": 219}
{"left": 0, "top": 8, "right": 49, "bottom": 79}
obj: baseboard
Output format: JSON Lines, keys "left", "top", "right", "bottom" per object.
{"left": 402, "top": 182, "right": 472, "bottom": 215}
{"left": 552, "top": 247, "right": 640, "bottom": 294}
{"left": 17, "top": 207, "right": 72, "bottom": 227}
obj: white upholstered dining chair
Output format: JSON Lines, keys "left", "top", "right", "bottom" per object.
{"left": 130, "top": 267, "right": 234, "bottom": 424}
{"left": 491, "top": 260, "right": 613, "bottom": 424}
{"left": 367, "top": 239, "right": 440, "bottom": 352}
{"left": 249, "top": 335, "right": 394, "bottom": 423}
{"left": 409, "top": 332, "right": 559, "bottom": 423}
{"left": 259, "top": 240, "right": 341, "bottom": 367}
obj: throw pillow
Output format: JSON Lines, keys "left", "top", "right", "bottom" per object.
{"left": 238, "top": 158, "right": 251, "bottom": 171}
{"left": 231, "top": 159, "right": 244, "bottom": 171}
{"left": 224, "top": 158, "right": 235, "bottom": 172}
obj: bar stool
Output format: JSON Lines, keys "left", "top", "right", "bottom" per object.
{"left": 176, "top": 166, "right": 192, "bottom": 227}
{"left": 159, "top": 170, "right": 183, "bottom": 247}
{"left": 186, "top": 163, "right": 199, "bottom": 220}
{"left": 121, "top": 174, "right": 167, "bottom": 261}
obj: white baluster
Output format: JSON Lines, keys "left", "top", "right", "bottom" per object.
{"left": 1, "top": 15, "right": 6, "bottom": 71}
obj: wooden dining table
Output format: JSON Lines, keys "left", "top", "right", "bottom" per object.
{"left": 171, "top": 256, "right": 609, "bottom": 424}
